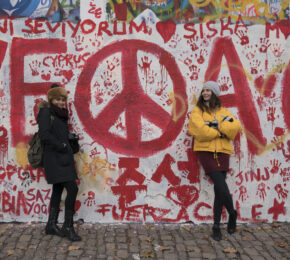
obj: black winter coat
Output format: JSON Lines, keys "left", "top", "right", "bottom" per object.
{"left": 37, "top": 102, "right": 78, "bottom": 184}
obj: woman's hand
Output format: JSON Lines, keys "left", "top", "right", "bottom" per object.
{"left": 57, "top": 143, "right": 68, "bottom": 153}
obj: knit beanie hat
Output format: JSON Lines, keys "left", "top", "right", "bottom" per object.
{"left": 203, "top": 81, "right": 220, "bottom": 97}
{"left": 47, "top": 84, "right": 68, "bottom": 102}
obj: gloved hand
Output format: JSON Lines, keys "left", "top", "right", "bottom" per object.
{"left": 205, "top": 120, "right": 219, "bottom": 129}
{"left": 219, "top": 132, "right": 227, "bottom": 138}
{"left": 57, "top": 142, "right": 68, "bottom": 153}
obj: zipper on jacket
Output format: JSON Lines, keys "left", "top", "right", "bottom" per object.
{"left": 214, "top": 152, "right": 220, "bottom": 167}
{"left": 213, "top": 112, "right": 220, "bottom": 167}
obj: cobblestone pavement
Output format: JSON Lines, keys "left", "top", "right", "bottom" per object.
{"left": 0, "top": 222, "right": 289, "bottom": 260}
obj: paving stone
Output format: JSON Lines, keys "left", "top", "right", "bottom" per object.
{"left": 68, "top": 249, "right": 84, "bottom": 256}
{"left": 202, "top": 252, "right": 217, "bottom": 259}
{"left": 116, "top": 236, "right": 127, "bottom": 243}
{"left": 55, "top": 255, "right": 69, "bottom": 260}
{"left": 243, "top": 247, "right": 259, "bottom": 256}
{"left": 187, "top": 251, "right": 202, "bottom": 258}
{"left": 240, "top": 255, "right": 251, "bottom": 260}
{"left": 176, "top": 243, "right": 186, "bottom": 251}
{"left": 163, "top": 252, "right": 179, "bottom": 260}
{"left": 116, "top": 249, "right": 129, "bottom": 258}
{"left": 161, "top": 240, "right": 175, "bottom": 246}
{"left": 129, "top": 245, "right": 140, "bottom": 253}
{"left": 0, "top": 222, "right": 289, "bottom": 259}
{"left": 184, "top": 240, "right": 196, "bottom": 246}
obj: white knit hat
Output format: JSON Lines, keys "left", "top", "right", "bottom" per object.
{"left": 203, "top": 81, "right": 220, "bottom": 97}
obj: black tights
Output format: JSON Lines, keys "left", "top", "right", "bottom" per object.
{"left": 50, "top": 181, "right": 78, "bottom": 212}
{"left": 208, "top": 171, "right": 235, "bottom": 225}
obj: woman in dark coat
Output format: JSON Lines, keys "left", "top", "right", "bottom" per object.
{"left": 37, "top": 83, "right": 81, "bottom": 241}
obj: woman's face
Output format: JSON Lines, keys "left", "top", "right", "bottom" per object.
{"left": 201, "top": 87, "right": 212, "bottom": 101}
{"left": 51, "top": 96, "right": 66, "bottom": 109}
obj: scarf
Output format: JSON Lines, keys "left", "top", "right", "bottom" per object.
{"left": 50, "top": 103, "right": 69, "bottom": 120}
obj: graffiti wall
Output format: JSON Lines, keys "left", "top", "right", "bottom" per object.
{"left": 0, "top": 0, "right": 289, "bottom": 223}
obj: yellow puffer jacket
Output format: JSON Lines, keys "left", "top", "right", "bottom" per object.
{"left": 188, "top": 106, "right": 241, "bottom": 154}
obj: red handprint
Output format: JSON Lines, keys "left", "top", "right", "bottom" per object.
{"left": 187, "top": 65, "right": 200, "bottom": 81}
{"left": 284, "top": 141, "right": 290, "bottom": 162}
{"left": 200, "top": 38, "right": 209, "bottom": 47}
{"left": 271, "top": 43, "right": 284, "bottom": 58}
{"left": 139, "top": 56, "right": 152, "bottom": 71}
{"left": 270, "top": 159, "right": 281, "bottom": 174}
{"left": 168, "top": 34, "right": 181, "bottom": 49}
{"left": 238, "top": 185, "right": 249, "bottom": 202}
{"left": 256, "top": 182, "right": 267, "bottom": 200}
{"left": 218, "top": 76, "right": 232, "bottom": 92}
{"left": 184, "top": 57, "right": 192, "bottom": 66}
{"left": 29, "top": 98, "right": 44, "bottom": 126}
{"left": 258, "top": 38, "right": 271, "bottom": 53}
{"left": 29, "top": 60, "right": 41, "bottom": 76}
{"left": 242, "top": 45, "right": 256, "bottom": 60}
{"left": 147, "top": 71, "right": 157, "bottom": 84}
{"left": 115, "top": 117, "right": 125, "bottom": 131}
{"left": 196, "top": 49, "right": 208, "bottom": 64}
{"left": 84, "top": 191, "right": 96, "bottom": 207}
{"left": 187, "top": 36, "right": 199, "bottom": 51}
{"left": 155, "top": 82, "right": 168, "bottom": 96}
{"left": 271, "top": 136, "right": 284, "bottom": 151}
{"left": 266, "top": 107, "right": 276, "bottom": 122}
{"left": 250, "top": 59, "right": 261, "bottom": 74}
{"left": 94, "top": 86, "right": 104, "bottom": 105}
{"left": 236, "top": 30, "right": 249, "bottom": 45}
{"left": 273, "top": 58, "right": 285, "bottom": 74}
{"left": 89, "top": 33, "right": 103, "bottom": 48}
{"left": 280, "top": 168, "right": 288, "bottom": 177}
{"left": 274, "top": 184, "right": 288, "bottom": 200}
{"left": 106, "top": 56, "right": 120, "bottom": 71}
{"left": 0, "top": 81, "right": 4, "bottom": 98}
{"left": 256, "top": 96, "right": 266, "bottom": 111}
{"left": 0, "top": 98, "right": 8, "bottom": 114}
{"left": 72, "top": 35, "right": 86, "bottom": 52}
{"left": 101, "top": 70, "right": 113, "bottom": 87}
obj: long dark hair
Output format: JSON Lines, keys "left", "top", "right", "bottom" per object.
{"left": 196, "top": 89, "right": 221, "bottom": 113}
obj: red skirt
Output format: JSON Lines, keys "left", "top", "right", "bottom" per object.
{"left": 197, "top": 151, "right": 230, "bottom": 174}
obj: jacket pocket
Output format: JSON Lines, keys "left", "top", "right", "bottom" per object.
{"left": 195, "top": 140, "right": 211, "bottom": 149}
{"left": 220, "top": 139, "right": 232, "bottom": 153}
{"left": 56, "top": 152, "right": 71, "bottom": 167}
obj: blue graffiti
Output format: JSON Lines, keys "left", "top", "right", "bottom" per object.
{"left": 181, "top": 0, "right": 189, "bottom": 10}
{"left": 0, "top": 0, "right": 42, "bottom": 17}
{"left": 41, "top": 0, "right": 49, "bottom": 5}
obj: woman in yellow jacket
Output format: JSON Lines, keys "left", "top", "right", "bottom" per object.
{"left": 189, "top": 81, "right": 241, "bottom": 241}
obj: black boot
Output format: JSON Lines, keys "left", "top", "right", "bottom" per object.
{"left": 212, "top": 224, "right": 222, "bottom": 241}
{"left": 61, "top": 210, "right": 81, "bottom": 241}
{"left": 45, "top": 208, "right": 64, "bottom": 237}
{"left": 227, "top": 210, "right": 237, "bottom": 234}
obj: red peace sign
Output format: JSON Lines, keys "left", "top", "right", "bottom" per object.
{"left": 74, "top": 40, "right": 187, "bottom": 157}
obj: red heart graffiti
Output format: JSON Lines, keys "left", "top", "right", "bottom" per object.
{"left": 41, "top": 73, "right": 51, "bottom": 81}
{"left": 167, "top": 185, "right": 199, "bottom": 208}
{"left": 156, "top": 20, "right": 176, "bottom": 43}
{"left": 254, "top": 74, "right": 276, "bottom": 97}
{"left": 60, "top": 70, "right": 73, "bottom": 82}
